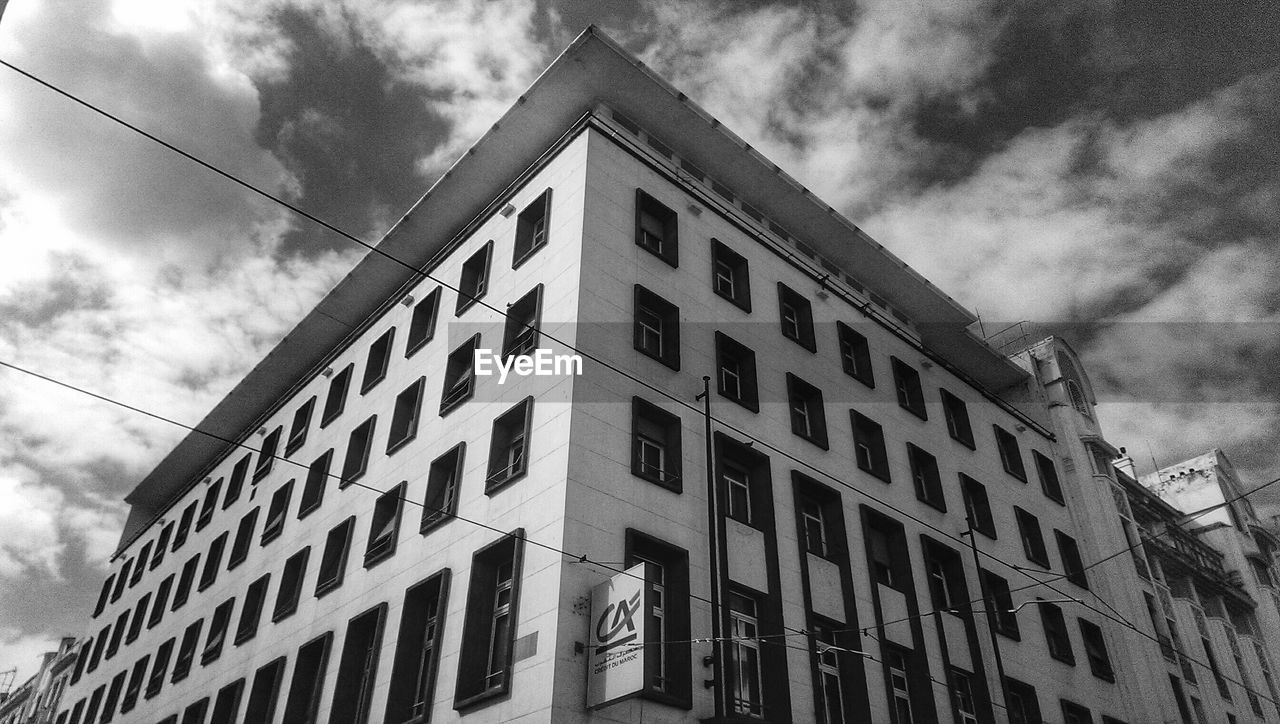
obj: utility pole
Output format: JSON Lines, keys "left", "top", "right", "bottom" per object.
{"left": 697, "top": 376, "right": 725, "bottom": 719}
{"left": 962, "top": 522, "right": 1009, "bottom": 721}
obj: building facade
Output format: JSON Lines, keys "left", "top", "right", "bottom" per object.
{"left": 1, "top": 638, "right": 78, "bottom": 724}
{"left": 51, "top": 28, "right": 1274, "bottom": 724}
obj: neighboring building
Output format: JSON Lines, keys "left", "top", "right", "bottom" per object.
{"left": 0, "top": 638, "right": 78, "bottom": 724}
{"left": 51, "top": 27, "right": 1258, "bottom": 724}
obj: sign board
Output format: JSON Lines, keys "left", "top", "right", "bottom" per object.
{"left": 586, "top": 563, "right": 648, "bottom": 709}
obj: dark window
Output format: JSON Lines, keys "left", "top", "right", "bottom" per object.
{"left": 485, "top": 397, "right": 532, "bottom": 492}
{"left": 88, "top": 626, "right": 108, "bottom": 672}
{"left": 172, "top": 502, "right": 197, "bottom": 552}
{"left": 923, "top": 541, "right": 967, "bottom": 612}
{"left": 950, "top": 667, "right": 979, "bottom": 724}
{"left": 501, "top": 285, "right": 543, "bottom": 360}
{"left": 1061, "top": 699, "right": 1094, "bottom": 724}
{"left": 422, "top": 444, "right": 465, "bottom": 534}
{"left": 797, "top": 493, "right": 833, "bottom": 558}
{"left": 940, "top": 389, "right": 974, "bottom": 448}
{"left": 298, "top": 450, "right": 332, "bottom": 518}
{"left": 360, "top": 327, "right": 395, "bottom": 393}
{"left": 711, "top": 239, "right": 750, "bottom": 311}
{"left": 631, "top": 397, "right": 682, "bottom": 491}
{"left": 387, "top": 378, "right": 425, "bottom": 454}
{"left": 777, "top": 283, "right": 816, "bottom": 351}
{"left": 891, "top": 357, "right": 927, "bottom": 419}
{"left": 440, "top": 335, "right": 480, "bottom": 415}
{"left": 321, "top": 363, "right": 354, "bottom": 428}
{"left": 727, "top": 591, "right": 765, "bottom": 717}
{"left": 908, "top": 444, "right": 944, "bottom": 511}
{"left": 836, "top": 322, "right": 874, "bottom": 387}
{"left": 126, "top": 592, "right": 150, "bottom": 643}
{"left": 786, "top": 373, "right": 829, "bottom": 449}
{"left": 959, "top": 475, "right": 996, "bottom": 539}
{"left": 171, "top": 619, "right": 203, "bottom": 683}
{"left": 82, "top": 687, "right": 104, "bottom": 724}
{"left": 273, "top": 547, "right": 310, "bottom": 622}
{"left": 71, "top": 639, "right": 90, "bottom": 683}
{"left": 851, "top": 410, "right": 891, "bottom": 482}
{"left": 93, "top": 575, "right": 114, "bottom": 618}
{"left": 455, "top": 241, "right": 493, "bottom": 315}
{"left": 106, "top": 610, "right": 128, "bottom": 658}
{"left": 151, "top": 524, "right": 173, "bottom": 569}
{"left": 253, "top": 425, "right": 283, "bottom": 483}
{"left": 283, "top": 632, "right": 333, "bottom": 724}
{"left": 201, "top": 596, "right": 235, "bottom": 664}
{"left": 120, "top": 654, "right": 148, "bottom": 713}
{"left": 111, "top": 560, "right": 132, "bottom": 602}
{"left": 718, "top": 438, "right": 771, "bottom": 530}
{"left": 405, "top": 287, "right": 442, "bottom": 357}
{"left": 994, "top": 425, "right": 1027, "bottom": 481}
{"left": 261, "top": 480, "right": 294, "bottom": 544}
{"left": 864, "top": 511, "right": 908, "bottom": 590}
{"left": 885, "top": 644, "right": 914, "bottom": 724}
{"left": 812, "top": 623, "right": 851, "bottom": 724}
{"left": 454, "top": 531, "right": 524, "bottom": 708}
{"left": 1039, "top": 601, "right": 1075, "bottom": 664}
{"left": 316, "top": 517, "right": 355, "bottom": 597}
{"left": 635, "top": 189, "right": 678, "bottom": 267}
{"left": 626, "top": 530, "right": 692, "bottom": 707}
{"left": 1005, "top": 677, "right": 1042, "bottom": 724}
{"left": 171, "top": 554, "right": 200, "bottom": 611}
{"left": 512, "top": 188, "right": 552, "bottom": 267}
{"left": 195, "top": 481, "right": 221, "bottom": 532}
{"left": 715, "top": 332, "right": 759, "bottom": 412}
{"left": 131, "top": 543, "right": 152, "bottom": 586}
{"left": 330, "top": 604, "right": 388, "bottom": 724}
{"left": 1035, "top": 450, "right": 1065, "bottom": 504}
{"left": 146, "top": 638, "right": 174, "bottom": 698}
{"left": 100, "top": 670, "right": 125, "bottom": 723}
{"left": 210, "top": 679, "right": 245, "bottom": 724}
{"left": 245, "top": 657, "right": 287, "bottom": 724}
{"left": 365, "top": 482, "right": 405, "bottom": 568}
{"left": 181, "top": 698, "right": 209, "bottom": 724}
{"left": 228, "top": 507, "right": 259, "bottom": 569}
{"left": 1056, "top": 531, "right": 1089, "bottom": 589}
{"left": 198, "top": 532, "right": 228, "bottom": 591}
{"left": 385, "top": 570, "right": 451, "bottom": 723}
{"left": 285, "top": 396, "right": 316, "bottom": 456}
{"left": 341, "top": 416, "right": 377, "bottom": 487}
{"left": 1015, "top": 507, "right": 1050, "bottom": 567}
{"left": 1079, "top": 619, "right": 1114, "bottom": 681}
{"left": 633, "top": 285, "right": 680, "bottom": 370}
{"left": 223, "top": 454, "right": 250, "bottom": 509}
{"left": 236, "top": 574, "right": 271, "bottom": 645}
{"left": 982, "top": 570, "right": 1020, "bottom": 639}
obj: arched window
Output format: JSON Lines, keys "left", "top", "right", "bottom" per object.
{"left": 1056, "top": 352, "right": 1092, "bottom": 417}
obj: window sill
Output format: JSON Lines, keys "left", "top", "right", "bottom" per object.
{"left": 793, "top": 431, "right": 829, "bottom": 450}
{"left": 314, "top": 577, "right": 341, "bottom": 599}
{"left": 360, "top": 375, "right": 386, "bottom": 396}
{"left": 637, "top": 348, "right": 681, "bottom": 372}
{"left": 439, "top": 394, "right": 473, "bottom": 418}
{"left": 1004, "top": 470, "right": 1029, "bottom": 484}
{"left": 485, "top": 469, "right": 528, "bottom": 496}
{"left": 420, "top": 515, "right": 452, "bottom": 536}
{"left": 259, "top": 529, "right": 282, "bottom": 547}
{"left": 511, "top": 243, "right": 546, "bottom": 271}
{"left": 718, "top": 392, "right": 759, "bottom": 414}
{"left": 781, "top": 332, "right": 817, "bottom": 353}
{"left": 233, "top": 630, "right": 256, "bottom": 647}
{"left": 859, "top": 465, "right": 892, "bottom": 484}
{"left": 284, "top": 437, "right": 305, "bottom": 458}
{"left": 632, "top": 469, "right": 683, "bottom": 494}
{"left": 454, "top": 682, "right": 510, "bottom": 712}
{"left": 319, "top": 411, "right": 343, "bottom": 430}
{"left": 338, "top": 469, "right": 367, "bottom": 489}
{"left": 252, "top": 467, "right": 273, "bottom": 485}
{"left": 996, "top": 629, "right": 1021, "bottom": 642}
{"left": 363, "top": 546, "right": 396, "bottom": 570}
{"left": 455, "top": 295, "right": 484, "bottom": 317}
{"left": 714, "top": 289, "right": 751, "bottom": 314}
{"left": 296, "top": 502, "right": 320, "bottom": 521}
{"left": 1049, "top": 653, "right": 1076, "bottom": 667}
{"left": 641, "top": 688, "right": 693, "bottom": 710}
{"left": 405, "top": 336, "right": 432, "bottom": 360}
{"left": 843, "top": 369, "right": 875, "bottom": 389}
{"left": 386, "top": 432, "right": 417, "bottom": 457}
{"left": 917, "top": 496, "right": 947, "bottom": 514}
{"left": 270, "top": 607, "right": 297, "bottom": 624}
{"left": 899, "top": 403, "right": 928, "bottom": 421}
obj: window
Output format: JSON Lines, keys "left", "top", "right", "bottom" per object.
{"left": 71, "top": 639, "right": 90, "bottom": 683}
{"left": 440, "top": 335, "right": 480, "bottom": 415}
{"left": 93, "top": 576, "right": 114, "bottom": 618}
{"left": 635, "top": 189, "right": 678, "bottom": 267}
{"left": 82, "top": 687, "right": 105, "bottom": 724}
{"left": 722, "top": 460, "right": 754, "bottom": 526}
{"left": 633, "top": 285, "right": 680, "bottom": 370}
{"left": 994, "top": 425, "right": 1027, "bottom": 481}
{"left": 145, "top": 638, "right": 174, "bottom": 699}
{"left": 126, "top": 593, "right": 150, "bottom": 643}
{"left": 210, "top": 679, "right": 245, "bottom": 724}
{"left": 285, "top": 396, "right": 316, "bottom": 456}
{"left": 88, "top": 627, "right": 108, "bottom": 672}
{"left": 245, "top": 657, "right": 287, "bottom": 724}
{"left": 330, "top": 604, "right": 388, "bottom": 724}
{"left": 181, "top": 699, "right": 209, "bottom": 724}
{"left": 201, "top": 597, "right": 235, "bottom": 664}
{"left": 797, "top": 494, "right": 832, "bottom": 558}
{"left": 151, "top": 523, "right": 173, "bottom": 568}
{"left": 130, "top": 548, "right": 152, "bottom": 589}
{"left": 512, "top": 188, "right": 552, "bottom": 267}
{"left": 360, "top": 327, "right": 395, "bottom": 393}
{"left": 865, "top": 511, "right": 906, "bottom": 590}
{"left": 321, "top": 363, "right": 354, "bottom": 427}
{"left": 365, "top": 482, "right": 405, "bottom": 567}
{"left": 171, "top": 554, "right": 200, "bottom": 611}
{"left": 485, "top": 397, "right": 532, "bottom": 492}
{"left": 891, "top": 357, "right": 927, "bottom": 419}
{"left": 223, "top": 454, "right": 250, "bottom": 509}
{"left": 626, "top": 531, "right": 692, "bottom": 706}
{"left": 254, "top": 425, "right": 282, "bottom": 483}
{"left": 777, "top": 283, "right": 816, "bottom": 351}
{"left": 261, "top": 480, "right": 294, "bottom": 544}
{"left": 385, "top": 570, "right": 451, "bottom": 723}
{"left": 959, "top": 475, "right": 996, "bottom": 538}
{"left": 405, "top": 287, "right": 441, "bottom": 357}
{"left": 422, "top": 443, "right": 465, "bottom": 534}
{"left": 298, "top": 450, "right": 332, "bottom": 519}
{"left": 341, "top": 416, "right": 377, "bottom": 486}
{"left": 316, "top": 516, "right": 355, "bottom": 597}
{"left": 120, "top": 654, "right": 148, "bottom": 713}
{"left": 387, "top": 378, "right": 425, "bottom": 454}
{"left": 940, "top": 389, "right": 974, "bottom": 448}
{"left": 1056, "top": 531, "right": 1088, "bottom": 588}
{"left": 836, "top": 322, "right": 874, "bottom": 387}
{"left": 171, "top": 619, "right": 203, "bottom": 683}
{"left": 454, "top": 531, "right": 524, "bottom": 708}
{"left": 273, "top": 547, "right": 310, "bottom": 622}
{"left": 283, "top": 632, "right": 333, "bottom": 724}
{"left": 907, "top": 444, "right": 944, "bottom": 511}
{"left": 885, "top": 645, "right": 913, "bottom": 724}
{"left": 1039, "top": 601, "right": 1075, "bottom": 664}
{"left": 982, "top": 570, "right": 1020, "bottom": 639}
{"left": 455, "top": 241, "right": 492, "bottom": 315}
{"left": 172, "top": 502, "right": 196, "bottom": 552}
{"left": 851, "top": 410, "right": 891, "bottom": 482}
{"left": 951, "top": 668, "right": 979, "bottom": 724}
{"left": 924, "top": 541, "right": 966, "bottom": 613}
{"left": 501, "top": 285, "right": 543, "bottom": 360}
{"left": 1005, "top": 677, "right": 1042, "bottom": 724}
{"left": 228, "top": 507, "right": 259, "bottom": 569}
{"left": 631, "top": 397, "right": 682, "bottom": 491}
{"left": 148, "top": 576, "right": 173, "bottom": 629}
{"left": 812, "top": 624, "right": 847, "bottom": 724}
{"left": 100, "top": 670, "right": 125, "bottom": 723}
{"left": 235, "top": 574, "right": 270, "bottom": 645}
{"left": 715, "top": 332, "right": 759, "bottom": 411}
{"left": 728, "top": 591, "right": 765, "bottom": 717}
{"left": 711, "top": 239, "right": 751, "bottom": 311}
{"left": 198, "top": 532, "right": 228, "bottom": 591}
{"left": 1034, "top": 450, "right": 1065, "bottom": 504}
{"left": 1079, "top": 619, "right": 1114, "bottom": 681}
{"left": 111, "top": 560, "right": 133, "bottom": 602}
{"left": 195, "top": 482, "right": 221, "bottom": 533}
{"left": 1061, "top": 699, "right": 1093, "bottom": 724}
{"left": 1014, "top": 507, "right": 1050, "bottom": 567}
{"left": 786, "top": 373, "right": 829, "bottom": 449}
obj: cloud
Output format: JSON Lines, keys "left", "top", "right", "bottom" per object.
{"left": 0, "top": 628, "right": 64, "bottom": 688}
{"left": 0, "top": 475, "right": 64, "bottom": 579}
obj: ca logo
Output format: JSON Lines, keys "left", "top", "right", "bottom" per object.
{"left": 594, "top": 590, "right": 642, "bottom": 654}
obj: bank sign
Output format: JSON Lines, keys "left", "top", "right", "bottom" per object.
{"left": 586, "top": 563, "right": 648, "bottom": 709}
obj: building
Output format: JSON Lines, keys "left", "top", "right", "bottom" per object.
{"left": 0, "top": 638, "right": 79, "bottom": 724}
{"left": 51, "top": 27, "right": 1256, "bottom": 724}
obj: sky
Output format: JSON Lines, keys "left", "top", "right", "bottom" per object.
{"left": 1, "top": 0, "right": 1278, "bottom": 683}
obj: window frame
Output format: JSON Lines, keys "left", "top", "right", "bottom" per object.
{"left": 244, "top": 657, "right": 287, "bottom": 724}
{"left": 283, "top": 631, "right": 334, "bottom": 724}
{"left": 851, "top": 410, "right": 891, "bottom": 483}
{"left": 422, "top": 443, "right": 466, "bottom": 534}
{"left": 983, "top": 570, "right": 1020, "bottom": 640}
{"left": 439, "top": 334, "right": 480, "bottom": 416}
{"left": 197, "top": 531, "right": 228, "bottom": 591}
{"left": 298, "top": 450, "right": 332, "bottom": 519}
{"left": 455, "top": 240, "right": 493, "bottom": 316}
{"left": 227, "top": 507, "right": 259, "bottom": 570}
{"left": 1078, "top": 618, "right": 1115, "bottom": 682}
{"left": 631, "top": 397, "right": 683, "bottom": 492}
{"left": 315, "top": 516, "right": 356, "bottom": 598}
{"left": 907, "top": 443, "right": 945, "bottom": 512}
{"left": 145, "top": 638, "right": 174, "bottom": 699}
{"left": 625, "top": 529, "right": 693, "bottom": 708}
{"left": 836, "top": 322, "right": 875, "bottom": 387}
{"left": 223, "top": 454, "right": 250, "bottom": 509}
{"left": 727, "top": 590, "right": 766, "bottom": 718}
{"left": 485, "top": 397, "right": 533, "bottom": 494}
{"left": 891, "top": 356, "right": 927, "bottom": 420}
{"left": 171, "top": 554, "right": 199, "bottom": 612}
{"left": 320, "top": 363, "right": 354, "bottom": 429}
{"left": 635, "top": 188, "right": 679, "bottom": 267}
{"left": 195, "top": 481, "right": 221, "bottom": 532}
{"left": 329, "top": 603, "right": 389, "bottom": 724}
{"left": 360, "top": 327, "right": 396, "bottom": 394}
{"left": 1034, "top": 450, "right": 1066, "bottom": 504}
{"left": 405, "top": 287, "right": 442, "bottom": 358}
{"left": 387, "top": 377, "right": 426, "bottom": 454}
{"left": 453, "top": 530, "right": 525, "bottom": 710}
{"left": 170, "top": 619, "right": 203, "bottom": 683}
{"left": 633, "top": 285, "right": 681, "bottom": 370}
{"left": 260, "top": 480, "right": 294, "bottom": 545}
{"left": 253, "top": 425, "right": 283, "bottom": 483}
{"left": 715, "top": 331, "right": 760, "bottom": 412}
{"left": 364, "top": 481, "right": 406, "bottom": 568}
{"left": 512, "top": 188, "right": 552, "bottom": 268}
{"left": 994, "top": 425, "right": 1028, "bottom": 481}
{"left": 940, "top": 388, "right": 975, "bottom": 449}
{"left": 711, "top": 238, "right": 751, "bottom": 312}
{"left": 340, "top": 415, "right": 377, "bottom": 487}
{"left": 1039, "top": 601, "right": 1075, "bottom": 665}
{"left": 1014, "top": 506, "right": 1051, "bottom": 567}
{"left": 777, "top": 282, "right": 817, "bottom": 352}
{"left": 501, "top": 284, "right": 544, "bottom": 361}
{"left": 148, "top": 575, "right": 173, "bottom": 629}
{"left": 1056, "top": 530, "right": 1089, "bottom": 589}
{"left": 200, "top": 596, "right": 236, "bottom": 665}
{"left": 960, "top": 474, "right": 996, "bottom": 539}
{"left": 235, "top": 573, "right": 271, "bottom": 645}
{"left": 384, "top": 569, "right": 451, "bottom": 723}
{"left": 285, "top": 396, "right": 316, "bottom": 457}
{"left": 786, "top": 373, "right": 829, "bottom": 449}
{"left": 272, "top": 546, "right": 311, "bottom": 623}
